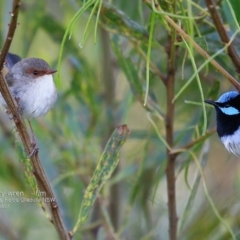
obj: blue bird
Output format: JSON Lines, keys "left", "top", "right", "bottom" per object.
{"left": 205, "top": 91, "right": 240, "bottom": 157}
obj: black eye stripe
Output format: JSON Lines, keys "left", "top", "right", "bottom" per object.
{"left": 218, "top": 101, "right": 238, "bottom": 108}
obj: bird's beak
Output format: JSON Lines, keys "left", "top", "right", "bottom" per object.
{"left": 204, "top": 99, "right": 218, "bottom": 107}
{"left": 46, "top": 69, "right": 57, "bottom": 75}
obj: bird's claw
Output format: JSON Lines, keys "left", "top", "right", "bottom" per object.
{"left": 28, "top": 145, "right": 39, "bottom": 158}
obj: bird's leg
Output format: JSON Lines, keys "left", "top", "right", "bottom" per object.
{"left": 5, "top": 108, "right": 13, "bottom": 119}
{"left": 15, "top": 97, "right": 23, "bottom": 115}
{"left": 27, "top": 120, "right": 39, "bottom": 158}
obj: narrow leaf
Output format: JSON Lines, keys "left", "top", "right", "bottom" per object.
{"left": 72, "top": 124, "right": 130, "bottom": 234}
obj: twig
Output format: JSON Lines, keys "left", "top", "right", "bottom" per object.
{"left": 205, "top": 0, "right": 240, "bottom": 73}
{"left": 0, "top": 4, "right": 18, "bottom": 65}
{"left": 170, "top": 128, "right": 216, "bottom": 156}
{"left": 0, "top": 1, "right": 70, "bottom": 239}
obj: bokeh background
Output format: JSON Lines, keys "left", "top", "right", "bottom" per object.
{"left": 1, "top": 0, "right": 240, "bottom": 239}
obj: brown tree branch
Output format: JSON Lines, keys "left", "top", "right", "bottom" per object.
{"left": 205, "top": 0, "right": 240, "bottom": 73}
{"left": 0, "top": 1, "right": 70, "bottom": 239}
{"left": 165, "top": 4, "right": 178, "bottom": 239}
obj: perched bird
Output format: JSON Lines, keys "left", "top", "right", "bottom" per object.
{"left": 1, "top": 58, "right": 57, "bottom": 118}
{"left": 205, "top": 91, "right": 240, "bottom": 156}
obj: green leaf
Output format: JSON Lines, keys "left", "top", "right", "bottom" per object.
{"left": 180, "top": 147, "right": 208, "bottom": 231}
{"left": 100, "top": 3, "right": 149, "bottom": 43}
{"left": 224, "top": 0, "right": 240, "bottom": 28}
{"left": 72, "top": 125, "right": 130, "bottom": 234}
{"left": 111, "top": 36, "right": 144, "bottom": 101}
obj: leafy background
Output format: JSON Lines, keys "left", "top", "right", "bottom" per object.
{"left": 1, "top": 0, "right": 240, "bottom": 239}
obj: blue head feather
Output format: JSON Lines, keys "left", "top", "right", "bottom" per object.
{"left": 216, "top": 91, "right": 240, "bottom": 115}
{"left": 217, "top": 91, "right": 239, "bottom": 103}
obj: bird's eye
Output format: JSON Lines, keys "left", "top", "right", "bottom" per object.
{"left": 33, "top": 70, "right": 39, "bottom": 75}
{"left": 224, "top": 104, "right": 230, "bottom": 108}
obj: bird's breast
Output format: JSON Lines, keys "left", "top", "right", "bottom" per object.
{"left": 221, "top": 126, "right": 240, "bottom": 157}
{"left": 13, "top": 75, "right": 57, "bottom": 118}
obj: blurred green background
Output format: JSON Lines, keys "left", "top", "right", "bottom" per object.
{"left": 1, "top": 0, "right": 240, "bottom": 239}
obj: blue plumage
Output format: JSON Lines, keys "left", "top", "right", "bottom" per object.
{"left": 216, "top": 91, "right": 239, "bottom": 103}
{"left": 205, "top": 91, "right": 240, "bottom": 157}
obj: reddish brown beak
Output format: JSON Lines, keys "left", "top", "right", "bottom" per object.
{"left": 46, "top": 69, "right": 57, "bottom": 75}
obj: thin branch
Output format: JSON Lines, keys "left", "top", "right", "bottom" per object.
{"left": 0, "top": 1, "right": 70, "bottom": 239}
{"left": 170, "top": 128, "right": 216, "bottom": 157}
{"left": 0, "top": 3, "right": 19, "bottom": 67}
{"left": 205, "top": 0, "right": 240, "bottom": 73}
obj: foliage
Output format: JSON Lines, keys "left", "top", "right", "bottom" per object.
{"left": 0, "top": 0, "right": 240, "bottom": 239}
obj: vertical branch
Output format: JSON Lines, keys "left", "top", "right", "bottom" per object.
{"left": 0, "top": 1, "right": 70, "bottom": 239}
{"left": 100, "top": 28, "right": 118, "bottom": 231}
{"left": 205, "top": 0, "right": 240, "bottom": 73}
{"left": 165, "top": 3, "right": 178, "bottom": 240}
